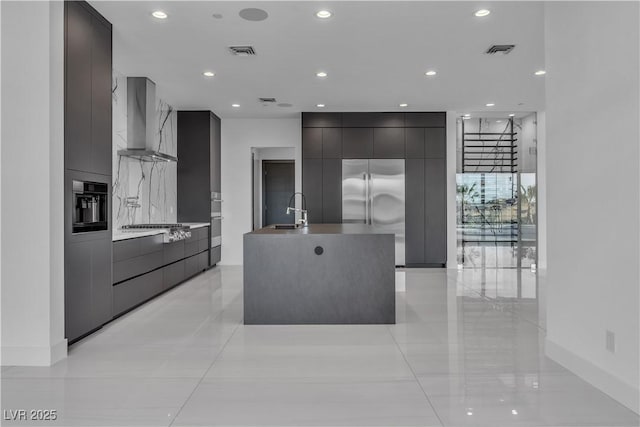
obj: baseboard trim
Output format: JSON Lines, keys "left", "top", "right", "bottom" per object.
{"left": 546, "top": 338, "right": 639, "bottom": 414}
{"left": 1, "top": 338, "right": 68, "bottom": 366}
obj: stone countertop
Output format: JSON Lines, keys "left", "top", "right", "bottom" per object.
{"left": 113, "top": 222, "right": 210, "bottom": 242}
{"left": 246, "top": 223, "right": 393, "bottom": 236}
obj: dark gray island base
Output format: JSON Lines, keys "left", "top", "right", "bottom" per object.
{"left": 243, "top": 224, "right": 395, "bottom": 324}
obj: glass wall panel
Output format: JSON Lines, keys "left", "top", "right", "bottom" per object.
{"left": 456, "top": 114, "right": 538, "bottom": 269}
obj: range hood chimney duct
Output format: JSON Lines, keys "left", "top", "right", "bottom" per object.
{"left": 118, "top": 77, "right": 177, "bottom": 162}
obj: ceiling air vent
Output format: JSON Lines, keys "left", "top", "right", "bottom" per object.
{"left": 259, "top": 97, "right": 277, "bottom": 103}
{"left": 485, "top": 44, "right": 515, "bottom": 55}
{"left": 229, "top": 45, "right": 256, "bottom": 56}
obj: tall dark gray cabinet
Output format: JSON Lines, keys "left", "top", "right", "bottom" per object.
{"left": 177, "top": 111, "right": 222, "bottom": 266}
{"left": 302, "top": 112, "right": 447, "bottom": 267}
{"left": 64, "top": 1, "right": 113, "bottom": 343}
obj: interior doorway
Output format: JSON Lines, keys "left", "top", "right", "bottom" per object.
{"left": 251, "top": 147, "right": 297, "bottom": 230}
{"left": 262, "top": 161, "right": 295, "bottom": 227}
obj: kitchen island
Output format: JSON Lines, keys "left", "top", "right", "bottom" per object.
{"left": 243, "top": 224, "right": 395, "bottom": 324}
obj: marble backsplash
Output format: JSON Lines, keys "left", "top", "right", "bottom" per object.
{"left": 112, "top": 71, "right": 177, "bottom": 230}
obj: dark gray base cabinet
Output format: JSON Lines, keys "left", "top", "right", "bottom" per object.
{"left": 112, "top": 228, "right": 211, "bottom": 317}
{"left": 65, "top": 237, "right": 112, "bottom": 342}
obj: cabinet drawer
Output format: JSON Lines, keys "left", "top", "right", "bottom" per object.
{"left": 113, "top": 269, "right": 163, "bottom": 316}
{"left": 193, "top": 226, "right": 209, "bottom": 241}
{"left": 185, "top": 254, "right": 200, "bottom": 278}
{"left": 113, "top": 234, "right": 163, "bottom": 262}
{"left": 184, "top": 239, "right": 199, "bottom": 257}
{"left": 113, "top": 251, "right": 163, "bottom": 283}
{"left": 211, "top": 246, "right": 221, "bottom": 265}
{"left": 198, "top": 251, "right": 209, "bottom": 271}
{"left": 163, "top": 240, "right": 185, "bottom": 265}
{"left": 198, "top": 238, "right": 209, "bottom": 252}
{"left": 163, "top": 260, "right": 185, "bottom": 290}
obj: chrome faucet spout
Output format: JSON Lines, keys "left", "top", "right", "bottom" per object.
{"left": 286, "top": 192, "right": 309, "bottom": 226}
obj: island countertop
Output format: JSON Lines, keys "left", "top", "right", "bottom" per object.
{"left": 246, "top": 223, "right": 393, "bottom": 235}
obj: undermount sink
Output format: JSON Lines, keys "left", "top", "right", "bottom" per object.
{"left": 273, "top": 224, "right": 300, "bottom": 230}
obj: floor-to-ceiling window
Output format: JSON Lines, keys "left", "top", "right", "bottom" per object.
{"left": 456, "top": 114, "right": 538, "bottom": 268}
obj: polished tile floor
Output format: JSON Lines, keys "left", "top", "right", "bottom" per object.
{"left": 2, "top": 267, "right": 638, "bottom": 426}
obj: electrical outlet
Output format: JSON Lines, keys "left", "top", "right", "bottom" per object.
{"left": 606, "top": 330, "right": 616, "bottom": 353}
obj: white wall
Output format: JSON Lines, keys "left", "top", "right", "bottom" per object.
{"left": 544, "top": 2, "right": 639, "bottom": 413}
{"left": 1, "top": 1, "right": 67, "bottom": 365}
{"left": 221, "top": 119, "right": 301, "bottom": 265}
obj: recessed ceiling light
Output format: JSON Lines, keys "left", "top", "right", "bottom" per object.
{"left": 316, "top": 10, "right": 332, "bottom": 19}
{"left": 232, "top": 104, "right": 240, "bottom": 108}
{"left": 399, "top": 103, "right": 408, "bottom": 107}
{"left": 534, "top": 70, "right": 546, "bottom": 76}
{"left": 425, "top": 70, "right": 437, "bottom": 76}
{"left": 486, "top": 103, "right": 495, "bottom": 107}
{"left": 316, "top": 71, "right": 328, "bottom": 78}
{"left": 509, "top": 113, "right": 515, "bottom": 117}
{"left": 496, "top": 120, "right": 503, "bottom": 123}
{"left": 203, "top": 71, "right": 215, "bottom": 77}
{"left": 316, "top": 104, "right": 325, "bottom": 108}
{"left": 512, "top": 410, "right": 518, "bottom": 415}
{"left": 152, "top": 10, "right": 168, "bottom": 19}
{"left": 467, "top": 411, "right": 473, "bottom": 416}
{"left": 474, "top": 9, "right": 491, "bottom": 17}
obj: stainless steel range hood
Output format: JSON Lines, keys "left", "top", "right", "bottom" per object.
{"left": 117, "top": 77, "right": 177, "bottom": 163}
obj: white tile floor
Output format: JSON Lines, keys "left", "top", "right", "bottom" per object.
{"left": 2, "top": 266, "right": 638, "bottom": 426}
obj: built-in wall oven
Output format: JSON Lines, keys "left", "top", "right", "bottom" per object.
{"left": 72, "top": 180, "right": 108, "bottom": 233}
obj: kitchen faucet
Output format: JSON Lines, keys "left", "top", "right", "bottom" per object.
{"left": 286, "top": 192, "right": 308, "bottom": 227}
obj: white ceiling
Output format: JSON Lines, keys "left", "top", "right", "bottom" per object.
{"left": 91, "top": 1, "right": 545, "bottom": 118}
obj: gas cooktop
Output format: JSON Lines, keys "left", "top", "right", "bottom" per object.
{"left": 121, "top": 224, "right": 191, "bottom": 243}
{"left": 122, "top": 223, "right": 184, "bottom": 229}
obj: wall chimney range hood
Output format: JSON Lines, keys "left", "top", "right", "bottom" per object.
{"left": 117, "top": 77, "right": 177, "bottom": 162}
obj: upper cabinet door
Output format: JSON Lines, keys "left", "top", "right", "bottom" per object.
{"left": 302, "top": 113, "right": 342, "bottom": 128}
{"left": 342, "top": 128, "right": 373, "bottom": 158}
{"left": 322, "top": 128, "right": 342, "bottom": 159}
{"left": 65, "top": 2, "right": 92, "bottom": 173}
{"left": 343, "top": 113, "right": 403, "bottom": 127}
{"left": 405, "top": 113, "right": 446, "bottom": 128}
{"left": 302, "top": 159, "right": 323, "bottom": 223}
{"left": 302, "top": 128, "right": 322, "bottom": 159}
{"left": 90, "top": 18, "right": 112, "bottom": 176}
{"left": 373, "top": 128, "right": 405, "bottom": 158}
{"left": 424, "top": 128, "right": 446, "bottom": 159}
{"left": 405, "top": 128, "right": 425, "bottom": 159}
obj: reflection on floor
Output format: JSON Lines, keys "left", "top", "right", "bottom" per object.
{"left": 2, "top": 267, "right": 638, "bottom": 426}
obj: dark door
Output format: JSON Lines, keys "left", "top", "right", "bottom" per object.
{"left": 263, "top": 161, "right": 295, "bottom": 226}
